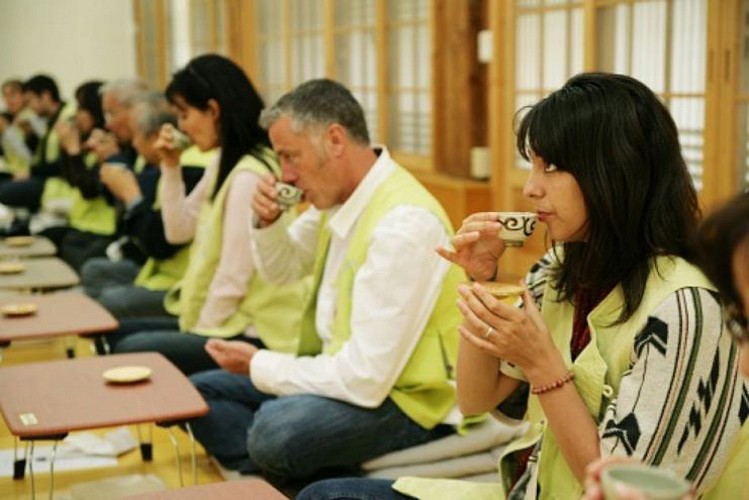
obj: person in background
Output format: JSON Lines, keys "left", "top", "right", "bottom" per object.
{"left": 39, "top": 80, "right": 119, "bottom": 271}
{"left": 0, "top": 79, "right": 36, "bottom": 179}
{"left": 584, "top": 192, "right": 749, "bottom": 500}
{"left": 0, "top": 74, "right": 74, "bottom": 212}
{"left": 103, "top": 54, "right": 305, "bottom": 376}
{"left": 697, "top": 192, "right": 749, "bottom": 376}
{"left": 297, "top": 73, "right": 747, "bottom": 499}
{"left": 2, "top": 79, "right": 26, "bottom": 118}
{"left": 2, "top": 78, "right": 44, "bottom": 152}
{"left": 81, "top": 91, "right": 208, "bottom": 319}
{"left": 93, "top": 78, "right": 150, "bottom": 169}
{"left": 187, "top": 78, "right": 463, "bottom": 482}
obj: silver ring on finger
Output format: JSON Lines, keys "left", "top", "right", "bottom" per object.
{"left": 483, "top": 326, "right": 496, "bottom": 339}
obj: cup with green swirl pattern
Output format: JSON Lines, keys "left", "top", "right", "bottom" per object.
{"left": 276, "top": 182, "right": 303, "bottom": 210}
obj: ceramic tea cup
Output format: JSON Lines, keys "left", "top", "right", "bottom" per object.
{"left": 497, "top": 212, "right": 537, "bottom": 247}
{"left": 276, "top": 182, "right": 303, "bottom": 209}
{"left": 170, "top": 127, "right": 192, "bottom": 151}
{"left": 601, "top": 463, "right": 691, "bottom": 500}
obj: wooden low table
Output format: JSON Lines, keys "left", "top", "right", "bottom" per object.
{"left": 0, "top": 352, "right": 208, "bottom": 438}
{"left": 0, "top": 236, "right": 56, "bottom": 259}
{"left": 0, "top": 292, "right": 117, "bottom": 342}
{"left": 0, "top": 292, "right": 118, "bottom": 358}
{"left": 0, "top": 257, "right": 78, "bottom": 291}
{"left": 127, "top": 479, "right": 288, "bottom": 499}
{"left": 0, "top": 353, "right": 209, "bottom": 494}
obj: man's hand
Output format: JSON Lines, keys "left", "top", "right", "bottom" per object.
{"left": 54, "top": 119, "right": 81, "bottom": 155}
{"left": 85, "top": 128, "right": 120, "bottom": 162}
{"left": 250, "top": 174, "right": 283, "bottom": 228}
{"left": 205, "top": 339, "right": 259, "bottom": 375}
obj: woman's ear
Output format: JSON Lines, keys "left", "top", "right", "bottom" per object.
{"left": 207, "top": 98, "right": 221, "bottom": 121}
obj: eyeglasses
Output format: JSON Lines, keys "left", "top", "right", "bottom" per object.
{"left": 723, "top": 305, "right": 748, "bottom": 343}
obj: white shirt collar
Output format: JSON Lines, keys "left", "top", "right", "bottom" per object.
{"left": 326, "top": 146, "right": 394, "bottom": 239}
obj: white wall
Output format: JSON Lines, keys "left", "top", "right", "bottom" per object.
{"left": 0, "top": 0, "right": 137, "bottom": 101}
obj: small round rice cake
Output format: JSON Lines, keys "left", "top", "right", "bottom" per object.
{"left": 476, "top": 282, "right": 525, "bottom": 298}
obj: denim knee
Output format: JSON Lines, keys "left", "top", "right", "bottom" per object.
{"left": 247, "top": 401, "right": 307, "bottom": 477}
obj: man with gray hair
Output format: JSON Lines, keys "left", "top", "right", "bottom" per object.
{"left": 81, "top": 90, "right": 208, "bottom": 320}
{"left": 101, "top": 78, "right": 148, "bottom": 144}
{"left": 188, "top": 79, "right": 464, "bottom": 481}
{"left": 84, "top": 78, "right": 149, "bottom": 169}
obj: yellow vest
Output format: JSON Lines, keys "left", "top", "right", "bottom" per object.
{"left": 132, "top": 155, "right": 147, "bottom": 174}
{"left": 164, "top": 150, "right": 308, "bottom": 353}
{"left": 1, "top": 126, "right": 31, "bottom": 175}
{"left": 134, "top": 147, "right": 213, "bottom": 291}
{"left": 395, "top": 256, "right": 749, "bottom": 499}
{"left": 40, "top": 152, "right": 116, "bottom": 235}
{"left": 296, "top": 165, "right": 464, "bottom": 430}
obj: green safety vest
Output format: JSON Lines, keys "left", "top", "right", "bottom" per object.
{"left": 296, "top": 165, "right": 464, "bottom": 430}
{"left": 164, "top": 149, "right": 308, "bottom": 353}
{"left": 134, "top": 147, "right": 214, "bottom": 291}
{"left": 1, "top": 125, "right": 31, "bottom": 175}
{"left": 40, "top": 151, "right": 116, "bottom": 235}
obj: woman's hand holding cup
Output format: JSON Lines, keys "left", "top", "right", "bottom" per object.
{"left": 154, "top": 124, "right": 188, "bottom": 168}
{"left": 436, "top": 212, "right": 506, "bottom": 281}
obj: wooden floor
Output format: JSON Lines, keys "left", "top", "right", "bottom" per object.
{"left": 0, "top": 336, "right": 226, "bottom": 499}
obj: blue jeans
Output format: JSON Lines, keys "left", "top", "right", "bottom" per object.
{"left": 189, "top": 370, "right": 453, "bottom": 479}
{"left": 81, "top": 258, "right": 169, "bottom": 319}
{"left": 297, "top": 478, "right": 411, "bottom": 500}
{"left": 81, "top": 257, "right": 140, "bottom": 296}
{"left": 0, "top": 177, "right": 44, "bottom": 212}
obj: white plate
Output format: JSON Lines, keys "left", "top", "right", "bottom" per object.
{"left": 102, "top": 366, "right": 153, "bottom": 384}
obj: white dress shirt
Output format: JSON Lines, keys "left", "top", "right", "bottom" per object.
{"left": 250, "top": 147, "right": 452, "bottom": 407}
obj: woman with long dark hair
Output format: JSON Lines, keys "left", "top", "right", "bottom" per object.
{"left": 106, "top": 54, "right": 305, "bottom": 375}
{"left": 298, "top": 73, "right": 747, "bottom": 499}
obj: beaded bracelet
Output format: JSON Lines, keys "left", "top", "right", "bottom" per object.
{"left": 531, "top": 371, "right": 575, "bottom": 395}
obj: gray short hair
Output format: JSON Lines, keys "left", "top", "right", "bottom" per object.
{"left": 100, "top": 78, "right": 149, "bottom": 108}
{"left": 131, "top": 91, "right": 176, "bottom": 136}
{"left": 259, "top": 79, "right": 370, "bottom": 145}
